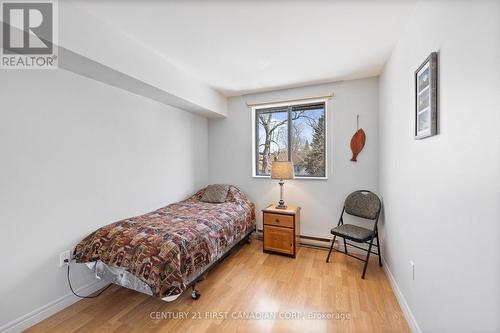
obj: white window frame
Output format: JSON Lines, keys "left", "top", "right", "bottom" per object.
{"left": 251, "top": 98, "right": 328, "bottom": 180}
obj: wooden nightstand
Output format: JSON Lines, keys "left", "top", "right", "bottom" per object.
{"left": 262, "top": 205, "right": 301, "bottom": 258}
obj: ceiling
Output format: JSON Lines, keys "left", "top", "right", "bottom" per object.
{"left": 74, "top": 0, "right": 417, "bottom": 96}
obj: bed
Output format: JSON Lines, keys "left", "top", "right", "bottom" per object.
{"left": 73, "top": 185, "right": 255, "bottom": 301}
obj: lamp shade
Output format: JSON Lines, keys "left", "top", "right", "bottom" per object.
{"left": 271, "top": 161, "right": 294, "bottom": 180}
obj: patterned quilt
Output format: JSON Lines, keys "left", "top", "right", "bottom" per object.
{"left": 74, "top": 185, "right": 255, "bottom": 298}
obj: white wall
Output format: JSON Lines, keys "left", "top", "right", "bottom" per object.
{"left": 0, "top": 69, "right": 208, "bottom": 329}
{"left": 59, "top": 1, "right": 228, "bottom": 117}
{"left": 208, "top": 78, "right": 379, "bottom": 238}
{"left": 378, "top": 1, "right": 500, "bottom": 332}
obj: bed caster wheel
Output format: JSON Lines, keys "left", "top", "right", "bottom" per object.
{"left": 246, "top": 237, "right": 251, "bottom": 244}
{"left": 191, "top": 289, "right": 200, "bottom": 300}
{"left": 191, "top": 284, "right": 200, "bottom": 300}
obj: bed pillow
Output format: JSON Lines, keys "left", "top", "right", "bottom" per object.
{"left": 200, "top": 184, "right": 230, "bottom": 203}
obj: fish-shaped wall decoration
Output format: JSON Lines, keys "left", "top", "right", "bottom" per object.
{"left": 350, "top": 115, "right": 366, "bottom": 162}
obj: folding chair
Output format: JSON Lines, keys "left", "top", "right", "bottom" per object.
{"left": 326, "top": 190, "right": 382, "bottom": 279}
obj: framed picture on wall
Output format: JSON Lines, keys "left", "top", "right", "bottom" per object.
{"left": 415, "top": 52, "right": 438, "bottom": 139}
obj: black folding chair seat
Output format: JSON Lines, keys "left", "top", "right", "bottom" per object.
{"left": 330, "top": 224, "right": 373, "bottom": 243}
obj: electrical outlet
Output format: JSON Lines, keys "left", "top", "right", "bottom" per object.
{"left": 410, "top": 260, "right": 415, "bottom": 280}
{"left": 59, "top": 250, "right": 71, "bottom": 267}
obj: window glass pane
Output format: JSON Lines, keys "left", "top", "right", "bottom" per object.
{"left": 254, "top": 102, "right": 326, "bottom": 178}
{"left": 291, "top": 104, "right": 325, "bottom": 177}
{"left": 256, "top": 109, "right": 289, "bottom": 175}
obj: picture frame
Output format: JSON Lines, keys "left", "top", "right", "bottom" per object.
{"left": 414, "top": 52, "right": 438, "bottom": 139}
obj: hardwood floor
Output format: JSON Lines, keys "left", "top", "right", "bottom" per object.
{"left": 27, "top": 239, "right": 410, "bottom": 333}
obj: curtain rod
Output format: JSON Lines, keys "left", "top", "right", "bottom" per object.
{"left": 245, "top": 93, "right": 334, "bottom": 107}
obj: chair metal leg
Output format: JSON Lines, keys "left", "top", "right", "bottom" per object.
{"left": 361, "top": 236, "right": 375, "bottom": 279}
{"left": 376, "top": 233, "right": 382, "bottom": 267}
{"left": 343, "top": 237, "right": 348, "bottom": 254}
{"left": 326, "top": 235, "right": 336, "bottom": 263}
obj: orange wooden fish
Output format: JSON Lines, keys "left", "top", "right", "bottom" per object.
{"left": 350, "top": 128, "right": 366, "bottom": 162}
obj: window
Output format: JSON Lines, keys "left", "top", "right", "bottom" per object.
{"left": 253, "top": 101, "right": 326, "bottom": 178}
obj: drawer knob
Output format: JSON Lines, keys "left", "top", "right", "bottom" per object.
{"left": 275, "top": 219, "right": 279, "bottom": 223}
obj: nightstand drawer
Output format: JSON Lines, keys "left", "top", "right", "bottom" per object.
{"left": 263, "top": 212, "right": 294, "bottom": 228}
{"left": 263, "top": 225, "right": 294, "bottom": 255}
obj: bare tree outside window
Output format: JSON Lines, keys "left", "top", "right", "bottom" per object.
{"left": 255, "top": 102, "right": 326, "bottom": 177}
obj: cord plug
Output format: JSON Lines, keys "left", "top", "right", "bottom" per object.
{"left": 59, "top": 250, "right": 71, "bottom": 267}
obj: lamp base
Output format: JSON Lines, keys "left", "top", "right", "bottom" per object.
{"left": 275, "top": 200, "right": 287, "bottom": 209}
{"left": 276, "top": 182, "right": 287, "bottom": 209}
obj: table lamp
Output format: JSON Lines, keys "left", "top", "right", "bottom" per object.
{"left": 271, "top": 161, "right": 294, "bottom": 209}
